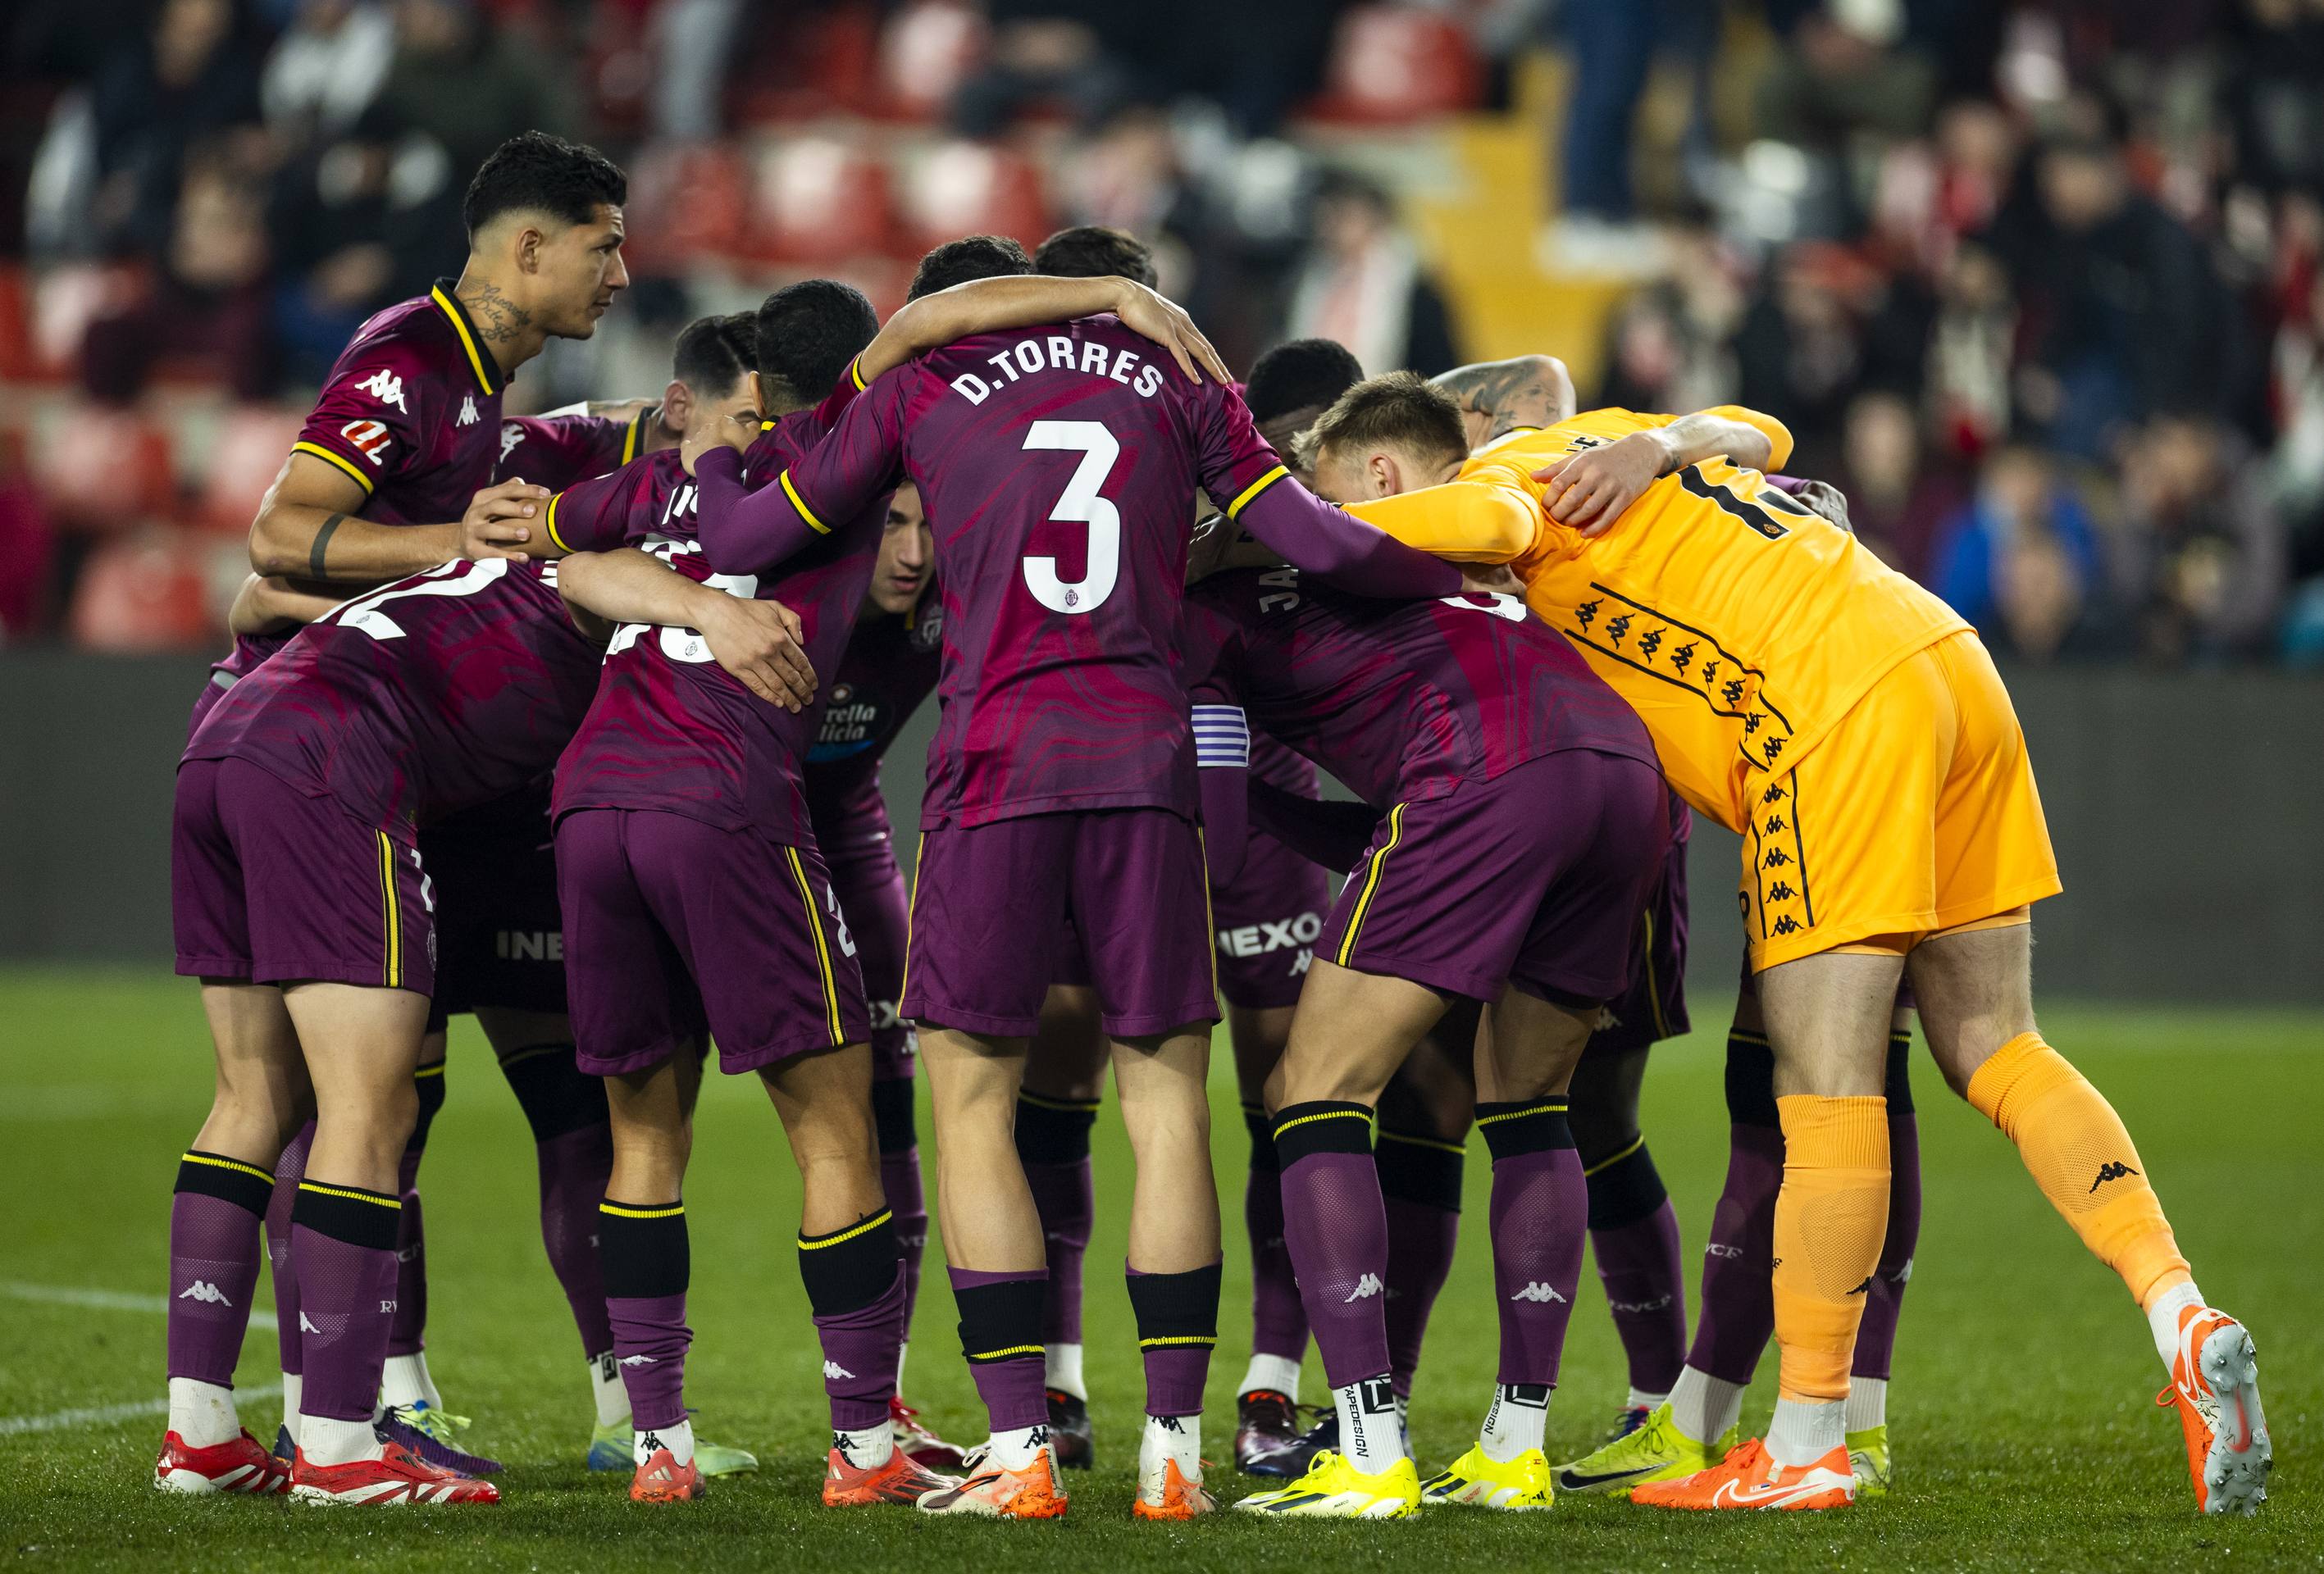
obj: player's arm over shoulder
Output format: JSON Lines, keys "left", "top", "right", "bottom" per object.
{"left": 1637, "top": 404, "right": 1793, "bottom": 473}
{"left": 1342, "top": 455, "right": 1545, "bottom": 564}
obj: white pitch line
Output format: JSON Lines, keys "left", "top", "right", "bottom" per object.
{"left": 1, "top": 1281, "right": 278, "bottom": 1331}
{"left": 0, "top": 1384, "right": 281, "bottom": 1437}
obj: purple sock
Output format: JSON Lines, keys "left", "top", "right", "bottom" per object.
{"left": 1855, "top": 1103, "right": 1921, "bottom": 1381}
{"left": 1273, "top": 1103, "right": 1392, "bottom": 1390}
{"left": 1128, "top": 1261, "right": 1220, "bottom": 1417}
{"left": 168, "top": 1152, "right": 272, "bottom": 1387}
{"left": 383, "top": 1066, "right": 442, "bottom": 1359}
{"left": 289, "top": 1182, "right": 403, "bottom": 1422}
{"left": 1685, "top": 1121, "right": 1783, "bottom": 1385}
{"left": 599, "top": 1200, "right": 691, "bottom": 1431}
{"left": 265, "top": 1122, "right": 313, "bottom": 1377}
{"left": 800, "top": 1209, "right": 906, "bottom": 1431}
{"left": 536, "top": 1123, "right": 615, "bottom": 1358}
{"left": 1242, "top": 1106, "right": 1309, "bottom": 1366}
{"left": 1383, "top": 1197, "right": 1459, "bottom": 1399}
{"left": 1589, "top": 1199, "right": 1688, "bottom": 1396}
{"left": 950, "top": 1267, "right": 1049, "bottom": 1431}
{"left": 1478, "top": 1102, "right": 1586, "bottom": 1387}
{"left": 878, "top": 1147, "right": 930, "bottom": 1333}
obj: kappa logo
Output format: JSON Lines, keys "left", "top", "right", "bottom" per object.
{"left": 1343, "top": 1273, "right": 1383, "bottom": 1302}
{"left": 300, "top": 1312, "right": 321, "bottom": 1334}
{"left": 355, "top": 368, "right": 407, "bottom": 412}
{"left": 622, "top": 1353, "right": 658, "bottom": 1367}
{"left": 823, "top": 1360, "right": 855, "bottom": 1381}
{"left": 458, "top": 393, "right": 480, "bottom": 427}
{"left": 177, "top": 1281, "right": 233, "bottom": 1306}
{"left": 2090, "top": 1160, "right": 2139, "bottom": 1192}
{"left": 499, "top": 421, "right": 525, "bottom": 461}
{"left": 1510, "top": 1281, "right": 1569, "bottom": 1305}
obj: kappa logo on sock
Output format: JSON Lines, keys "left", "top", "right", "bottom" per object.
{"left": 1343, "top": 1273, "right": 1383, "bottom": 1302}
{"left": 639, "top": 1431, "right": 667, "bottom": 1455}
{"left": 2090, "top": 1160, "right": 2139, "bottom": 1192}
{"left": 1846, "top": 1276, "right": 1873, "bottom": 1297}
{"left": 621, "top": 1353, "right": 658, "bottom": 1367}
{"left": 1154, "top": 1415, "right": 1187, "bottom": 1434}
{"left": 823, "top": 1360, "right": 855, "bottom": 1381}
{"left": 176, "top": 1281, "right": 233, "bottom": 1306}
{"left": 1510, "top": 1281, "right": 1569, "bottom": 1304}
{"left": 299, "top": 1312, "right": 321, "bottom": 1334}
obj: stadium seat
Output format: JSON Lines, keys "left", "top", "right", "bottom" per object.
{"left": 621, "top": 143, "right": 751, "bottom": 271}
{"left": 732, "top": 2, "right": 882, "bottom": 123}
{"left": 749, "top": 138, "right": 897, "bottom": 263}
{"left": 192, "top": 407, "right": 303, "bottom": 539}
{"left": 1304, "top": 6, "right": 1484, "bottom": 125}
{"left": 876, "top": 0, "right": 987, "bottom": 122}
{"left": 898, "top": 141, "right": 1050, "bottom": 256}
{"left": 66, "top": 529, "right": 221, "bottom": 652}
{"left": 29, "top": 403, "right": 177, "bottom": 535}
{"left": 0, "top": 266, "right": 46, "bottom": 383}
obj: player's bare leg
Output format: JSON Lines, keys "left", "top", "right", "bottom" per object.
{"left": 1110, "top": 1025, "right": 1223, "bottom": 1517}
{"left": 1227, "top": 1002, "right": 1308, "bottom": 1470}
{"left": 157, "top": 981, "right": 309, "bottom": 1495}
{"left": 1018, "top": 985, "right": 1108, "bottom": 1463}
{"left": 1908, "top": 921, "right": 2268, "bottom": 1514}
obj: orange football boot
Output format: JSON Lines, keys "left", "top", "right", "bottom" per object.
{"left": 1629, "top": 1436, "right": 1855, "bottom": 1512}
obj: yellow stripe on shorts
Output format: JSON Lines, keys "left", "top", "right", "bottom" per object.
{"left": 375, "top": 831, "right": 401, "bottom": 988}
{"left": 785, "top": 847, "right": 845, "bottom": 1045}
{"left": 1334, "top": 803, "right": 1405, "bottom": 967}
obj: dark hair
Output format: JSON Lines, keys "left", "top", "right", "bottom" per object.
{"left": 1246, "top": 338, "right": 1365, "bottom": 425}
{"left": 1033, "top": 225, "right": 1156, "bottom": 287}
{"left": 1299, "top": 371, "right": 1467, "bottom": 473}
{"left": 671, "top": 312, "right": 758, "bottom": 398}
{"left": 463, "top": 131, "right": 627, "bottom": 242}
{"left": 754, "top": 279, "right": 879, "bottom": 407}
{"left": 907, "top": 234, "right": 1033, "bottom": 301}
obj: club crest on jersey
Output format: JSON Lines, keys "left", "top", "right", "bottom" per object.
{"left": 355, "top": 369, "right": 407, "bottom": 412}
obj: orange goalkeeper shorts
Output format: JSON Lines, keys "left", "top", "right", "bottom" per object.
{"left": 1740, "top": 630, "right": 2062, "bottom": 972}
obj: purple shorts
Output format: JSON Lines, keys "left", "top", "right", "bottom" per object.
{"left": 905, "top": 808, "right": 1217, "bottom": 1039}
{"left": 421, "top": 782, "right": 567, "bottom": 1023}
{"left": 174, "top": 757, "right": 435, "bottom": 994}
{"left": 1323, "top": 751, "right": 1668, "bottom": 1005}
{"left": 825, "top": 818, "right": 915, "bottom": 1083}
{"left": 556, "top": 807, "right": 869, "bottom": 1077}
{"left": 1210, "top": 827, "right": 1331, "bottom": 1012}
{"left": 1585, "top": 792, "right": 1693, "bottom": 1056}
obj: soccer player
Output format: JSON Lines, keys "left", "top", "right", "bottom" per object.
{"left": 498, "top": 398, "right": 675, "bottom": 488}
{"left": 693, "top": 287, "right": 1481, "bottom": 1522}
{"left": 1175, "top": 512, "right": 1669, "bottom": 1521}
{"left": 1309, "top": 377, "right": 2272, "bottom": 1515}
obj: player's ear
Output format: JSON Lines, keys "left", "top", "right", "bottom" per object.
{"left": 746, "top": 371, "right": 765, "bottom": 421}
{"left": 661, "top": 378, "right": 691, "bottom": 432}
{"left": 516, "top": 224, "right": 545, "bottom": 275}
{"left": 1371, "top": 449, "right": 1399, "bottom": 498}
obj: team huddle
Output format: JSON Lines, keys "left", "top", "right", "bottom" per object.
{"left": 153, "top": 132, "right": 2272, "bottom": 1520}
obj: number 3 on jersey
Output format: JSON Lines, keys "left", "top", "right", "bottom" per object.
{"left": 1022, "top": 420, "right": 1119, "bottom": 616}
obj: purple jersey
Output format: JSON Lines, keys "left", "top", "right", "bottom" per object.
{"left": 1183, "top": 566, "right": 1659, "bottom": 811}
{"left": 803, "top": 601, "right": 942, "bottom": 851}
{"left": 185, "top": 558, "right": 601, "bottom": 839}
{"left": 189, "top": 630, "right": 293, "bottom": 739}
{"left": 551, "top": 417, "right": 888, "bottom": 840}
{"left": 497, "top": 406, "right": 658, "bottom": 492}
{"left": 698, "top": 314, "right": 1465, "bottom": 829}
{"left": 292, "top": 282, "right": 507, "bottom": 525}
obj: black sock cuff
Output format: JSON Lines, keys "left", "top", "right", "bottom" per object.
{"left": 1584, "top": 1136, "right": 1667, "bottom": 1230}
{"left": 1476, "top": 1099, "right": 1572, "bottom": 1159}
{"left": 1241, "top": 1103, "right": 1277, "bottom": 1171}
{"left": 408, "top": 1062, "right": 447, "bottom": 1149}
{"left": 1127, "top": 1261, "right": 1221, "bottom": 1348}
{"left": 955, "top": 1277, "right": 1046, "bottom": 1365}
{"left": 797, "top": 1209, "right": 900, "bottom": 1317}
{"left": 872, "top": 1076, "right": 918, "bottom": 1154}
{"left": 1014, "top": 1092, "right": 1099, "bottom": 1163}
{"left": 1725, "top": 1030, "right": 1779, "bottom": 1126}
{"left": 175, "top": 1150, "right": 274, "bottom": 1215}
{"left": 598, "top": 1199, "right": 688, "bottom": 1299}
{"left": 1885, "top": 1031, "right": 1916, "bottom": 1113}
{"left": 291, "top": 1180, "right": 402, "bottom": 1250}
{"left": 1271, "top": 1101, "right": 1374, "bottom": 1165}
{"left": 497, "top": 1042, "right": 609, "bottom": 1142}
{"left": 1375, "top": 1127, "right": 1465, "bottom": 1212}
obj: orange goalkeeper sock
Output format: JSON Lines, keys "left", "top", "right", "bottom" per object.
{"left": 1770, "top": 1094, "right": 1890, "bottom": 1405}
{"left": 1965, "top": 1032, "right": 2191, "bottom": 1311}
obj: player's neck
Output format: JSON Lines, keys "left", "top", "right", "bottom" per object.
{"left": 451, "top": 263, "right": 549, "bottom": 379}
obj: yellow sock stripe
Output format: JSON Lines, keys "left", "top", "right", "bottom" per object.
{"left": 430, "top": 285, "right": 496, "bottom": 395}
{"left": 375, "top": 832, "right": 400, "bottom": 989}
{"left": 798, "top": 1209, "right": 893, "bottom": 1250}
{"left": 182, "top": 1152, "right": 275, "bottom": 1185}
{"left": 780, "top": 469, "right": 831, "bottom": 534}
{"left": 543, "top": 490, "right": 574, "bottom": 553}
{"left": 783, "top": 847, "right": 845, "bottom": 1045}
{"left": 966, "top": 1344, "right": 1045, "bottom": 1361}
{"left": 298, "top": 1180, "right": 400, "bottom": 1208}
{"left": 1474, "top": 1100, "right": 1567, "bottom": 1128}
{"left": 1378, "top": 1129, "right": 1468, "bottom": 1156}
{"left": 412, "top": 1062, "right": 445, "bottom": 1080}
{"left": 493, "top": 1043, "right": 564, "bottom": 1071}
{"left": 1335, "top": 803, "right": 1404, "bottom": 967}
{"left": 599, "top": 1201, "right": 685, "bottom": 1219}
{"left": 1137, "top": 1335, "right": 1218, "bottom": 1348}
{"left": 1018, "top": 1090, "right": 1100, "bottom": 1113}
{"left": 1730, "top": 1030, "right": 1771, "bottom": 1047}
{"left": 1273, "top": 1108, "right": 1371, "bottom": 1140}
{"left": 898, "top": 834, "right": 924, "bottom": 1007}
{"left": 1224, "top": 464, "right": 1288, "bottom": 520}
{"left": 1582, "top": 1132, "right": 1647, "bottom": 1177}
{"left": 291, "top": 440, "right": 375, "bottom": 494}
{"left": 1889, "top": 1030, "right": 1913, "bottom": 1044}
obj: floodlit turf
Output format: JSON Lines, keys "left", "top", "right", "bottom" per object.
{"left": 0, "top": 966, "right": 2313, "bottom": 1571}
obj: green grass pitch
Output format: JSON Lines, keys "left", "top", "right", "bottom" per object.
{"left": 0, "top": 966, "right": 2313, "bottom": 1571}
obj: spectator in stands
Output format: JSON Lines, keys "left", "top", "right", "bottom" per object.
{"left": 1283, "top": 168, "right": 1459, "bottom": 376}
{"left": 1730, "top": 243, "right": 1877, "bottom": 475}
{"left": 2217, "top": 0, "right": 2324, "bottom": 201}
{"left": 1541, "top": 0, "right": 1718, "bottom": 274}
{"left": 260, "top": 0, "right": 394, "bottom": 150}
{"left": 375, "top": 0, "right": 579, "bottom": 195}
{"left": 1593, "top": 217, "right": 1743, "bottom": 413}
{"left": 83, "top": 155, "right": 279, "bottom": 402}
{"left": 89, "top": 0, "right": 265, "bottom": 256}
{"left": 266, "top": 106, "right": 416, "bottom": 384}
{"left": 1754, "top": 0, "right": 1938, "bottom": 167}
{"left": 1924, "top": 236, "right": 2015, "bottom": 457}
{"left": 1927, "top": 444, "right": 2104, "bottom": 662}
{"left": 950, "top": 2, "right": 1151, "bottom": 139}
{"left": 1836, "top": 388, "right": 1964, "bottom": 580}
{"left": 2115, "top": 416, "right": 2290, "bottom": 662}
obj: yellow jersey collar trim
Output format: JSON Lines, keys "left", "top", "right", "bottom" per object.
{"left": 430, "top": 281, "right": 499, "bottom": 398}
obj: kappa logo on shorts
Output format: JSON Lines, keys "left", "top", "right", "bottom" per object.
{"left": 2090, "top": 1160, "right": 2139, "bottom": 1192}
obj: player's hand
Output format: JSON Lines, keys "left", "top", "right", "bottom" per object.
{"left": 1531, "top": 431, "right": 1672, "bottom": 537}
{"left": 1111, "top": 280, "right": 1231, "bottom": 386}
{"left": 1456, "top": 563, "right": 1524, "bottom": 597}
{"left": 680, "top": 420, "right": 752, "bottom": 478}
{"left": 457, "top": 478, "right": 549, "bottom": 558}
{"left": 696, "top": 594, "right": 817, "bottom": 712}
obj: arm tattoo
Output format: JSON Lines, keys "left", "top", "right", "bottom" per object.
{"left": 461, "top": 281, "right": 533, "bottom": 345}
{"left": 1433, "top": 359, "right": 1556, "bottom": 442}
{"left": 310, "top": 512, "right": 346, "bottom": 578}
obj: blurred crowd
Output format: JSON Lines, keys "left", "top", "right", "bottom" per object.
{"left": 2, "top": 0, "right": 2322, "bottom": 666}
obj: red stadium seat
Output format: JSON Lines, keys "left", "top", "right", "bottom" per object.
{"left": 0, "top": 266, "right": 45, "bottom": 382}
{"left": 31, "top": 263, "right": 147, "bottom": 380}
{"left": 66, "top": 529, "right": 220, "bottom": 652}
{"left": 621, "top": 143, "right": 751, "bottom": 271}
{"left": 897, "top": 141, "right": 1050, "bottom": 256}
{"left": 30, "top": 403, "right": 177, "bottom": 535}
{"left": 193, "top": 406, "right": 303, "bottom": 539}
{"left": 876, "top": 0, "right": 987, "bottom": 122}
{"left": 732, "top": 2, "right": 883, "bottom": 124}
{"left": 749, "top": 138, "right": 897, "bottom": 264}
{"left": 1304, "top": 6, "right": 1484, "bottom": 125}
